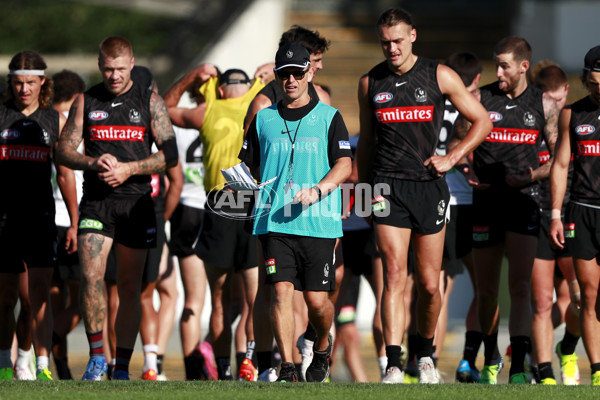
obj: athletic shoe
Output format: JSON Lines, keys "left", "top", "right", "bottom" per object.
{"left": 381, "top": 366, "right": 404, "bottom": 384}
{"left": 417, "top": 357, "right": 440, "bottom": 384}
{"left": 198, "top": 341, "right": 218, "bottom": 381}
{"left": 36, "top": 368, "right": 53, "bottom": 381}
{"left": 540, "top": 377, "right": 557, "bottom": 385}
{"left": 276, "top": 362, "right": 298, "bottom": 382}
{"left": 258, "top": 367, "right": 278, "bottom": 382}
{"left": 296, "top": 334, "right": 314, "bottom": 381}
{"left": 141, "top": 369, "right": 158, "bottom": 381}
{"left": 238, "top": 358, "right": 258, "bottom": 381}
{"left": 592, "top": 371, "right": 600, "bottom": 386}
{"left": 156, "top": 373, "right": 168, "bottom": 381}
{"left": 456, "top": 359, "right": 479, "bottom": 383}
{"left": 112, "top": 369, "right": 130, "bottom": 380}
{"left": 0, "top": 367, "right": 14, "bottom": 381}
{"left": 15, "top": 365, "right": 35, "bottom": 381}
{"left": 403, "top": 358, "right": 419, "bottom": 384}
{"left": 509, "top": 372, "right": 531, "bottom": 384}
{"left": 479, "top": 359, "right": 503, "bottom": 384}
{"left": 555, "top": 341, "right": 580, "bottom": 385}
{"left": 305, "top": 334, "right": 331, "bottom": 383}
{"left": 82, "top": 356, "right": 108, "bottom": 381}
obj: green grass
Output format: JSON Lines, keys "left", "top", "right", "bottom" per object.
{"left": 0, "top": 381, "right": 598, "bottom": 400}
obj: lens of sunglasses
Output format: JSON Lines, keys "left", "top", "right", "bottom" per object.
{"left": 276, "top": 70, "right": 307, "bottom": 80}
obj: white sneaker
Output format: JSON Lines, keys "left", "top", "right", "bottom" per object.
{"left": 296, "top": 334, "right": 314, "bottom": 381}
{"left": 156, "top": 373, "right": 168, "bottom": 381}
{"left": 257, "top": 367, "right": 278, "bottom": 382}
{"left": 14, "top": 365, "right": 35, "bottom": 381}
{"left": 418, "top": 357, "right": 440, "bottom": 384}
{"left": 381, "top": 366, "right": 404, "bottom": 383}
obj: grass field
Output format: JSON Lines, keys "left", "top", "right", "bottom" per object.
{"left": 0, "top": 381, "right": 599, "bottom": 400}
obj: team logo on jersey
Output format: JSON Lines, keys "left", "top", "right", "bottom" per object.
{"left": 89, "top": 110, "right": 109, "bottom": 121}
{"left": 41, "top": 129, "right": 50, "bottom": 146}
{"left": 414, "top": 87, "right": 427, "bottom": 102}
{"left": 129, "top": 108, "right": 141, "bottom": 123}
{"left": 488, "top": 111, "right": 503, "bottom": 122}
{"left": 0, "top": 129, "right": 20, "bottom": 140}
{"left": 523, "top": 112, "right": 535, "bottom": 127}
{"left": 576, "top": 124, "right": 596, "bottom": 135}
{"left": 374, "top": 92, "right": 393, "bottom": 103}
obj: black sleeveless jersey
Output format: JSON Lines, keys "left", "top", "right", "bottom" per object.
{"left": 367, "top": 57, "right": 445, "bottom": 181}
{"left": 568, "top": 96, "right": 600, "bottom": 206}
{"left": 83, "top": 81, "right": 153, "bottom": 198}
{"left": 474, "top": 82, "right": 545, "bottom": 190}
{"left": 259, "top": 80, "right": 320, "bottom": 104}
{"left": 0, "top": 103, "right": 59, "bottom": 214}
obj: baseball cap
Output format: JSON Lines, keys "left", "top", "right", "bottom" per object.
{"left": 220, "top": 69, "right": 250, "bottom": 85}
{"left": 274, "top": 42, "right": 311, "bottom": 71}
{"left": 584, "top": 45, "right": 600, "bottom": 71}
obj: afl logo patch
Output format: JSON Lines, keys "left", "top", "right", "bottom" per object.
{"left": 576, "top": 124, "right": 596, "bottom": 135}
{"left": 1, "top": 129, "right": 20, "bottom": 139}
{"left": 374, "top": 92, "right": 393, "bottom": 103}
{"left": 89, "top": 110, "right": 108, "bottom": 121}
{"left": 488, "top": 112, "right": 503, "bottom": 122}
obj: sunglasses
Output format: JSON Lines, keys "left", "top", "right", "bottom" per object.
{"left": 276, "top": 69, "right": 308, "bottom": 80}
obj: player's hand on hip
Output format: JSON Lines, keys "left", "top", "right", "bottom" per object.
{"left": 424, "top": 155, "right": 451, "bottom": 177}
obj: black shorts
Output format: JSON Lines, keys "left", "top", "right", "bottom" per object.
{"left": 336, "top": 274, "right": 361, "bottom": 326}
{"left": 536, "top": 211, "right": 571, "bottom": 260}
{"left": 472, "top": 188, "right": 539, "bottom": 248}
{"left": 0, "top": 212, "right": 57, "bottom": 274}
{"left": 105, "top": 211, "right": 166, "bottom": 283}
{"left": 54, "top": 226, "right": 81, "bottom": 282}
{"left": 372, "top": 176, "right": 450, "bottom": 235}
{"left": 169, "top": 204, "right": 204, "bottom": 258}
{"left": 258, "top": 233, "right": 336, "bottom": 291}
{"left": 341, "top": 229, "right": 374, "bottom": 276}
{"left": 564, "top": 202, "right": 600, "bottom": 260}
{"left": 194, "top": 211, "right": 257, "bottom": 271}
{"left": 443, "top": 205, "right": 472, "bottom": 277}
{"left": 78, "top": 193, "right": 157, "bottom": 249}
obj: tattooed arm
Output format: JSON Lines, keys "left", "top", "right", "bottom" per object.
{"left": 56, "top": 94, "right": 103, "bottom": 171}
{"left": 534, "top": 92, "right": 560, "bottom": 181}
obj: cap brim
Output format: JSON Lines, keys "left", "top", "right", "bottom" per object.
{"left": 273, "top": 62, "right": 310, "bottom": 71}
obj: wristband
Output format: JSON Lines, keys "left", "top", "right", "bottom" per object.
{"left": 551, "top": 209, "right": 561, "bottom": 220}
{"left": 313, "top": 185, "right": 322, "bottom": 198}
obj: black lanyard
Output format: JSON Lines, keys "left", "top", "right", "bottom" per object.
{"left": 283, "top": 118, "right": 302, "bottom": 186}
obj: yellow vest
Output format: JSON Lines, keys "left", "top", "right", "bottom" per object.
{"left": 199, "top": 77, "right": 265, "bottom": 190}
